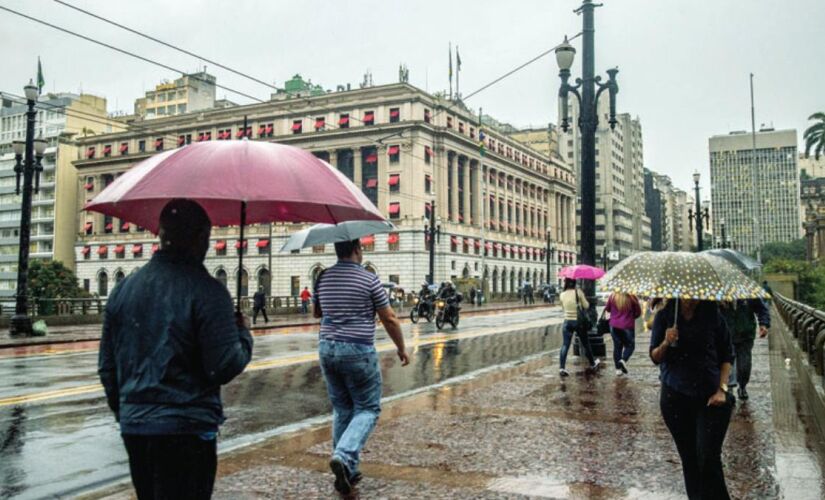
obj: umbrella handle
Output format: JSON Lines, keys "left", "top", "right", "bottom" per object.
{"left": 237, "top": 201, "right": 246, "bottom": 313}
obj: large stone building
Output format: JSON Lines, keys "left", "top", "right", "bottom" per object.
{"left": 134, "top": 71, "right": 217, "bottom": 119}
{"left": 643, "top": 169, "right": 693, "bottom": 252}
{"left": 709, "top": 128, "right": 800, "bottom": 256}
{"left": 507, "top": 125, "right": 562, "bottom": 163}
{"left": 0, "top": 92, "right": 116, "bottom": 298}
{"left": 73, "top": 81, "right": 577, "bottom": 299}
{"left": 560, "top": 97, "right": 651, "bottom": 260}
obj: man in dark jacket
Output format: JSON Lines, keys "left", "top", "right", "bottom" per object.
{"left": 253, "top": 286, "right": 268, "bottom": 324}
{"left": 721, "top": 298, "right": 770, "bottom": 401}
{"left": 99, "top": 199, "right": 253, "bottom": 499}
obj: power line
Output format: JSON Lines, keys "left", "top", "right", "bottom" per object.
{"left": 53, "top": 0, "right": 278, "bottom": 91}
{"left": 0, "top": 4, "right": 265, "bottom": 104}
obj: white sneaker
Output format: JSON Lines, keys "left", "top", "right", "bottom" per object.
{"left": 559, "top": 368, "right": 570, "bottom": 377}
{"left": 591, "top": 358, "right": 602, "bottom": 370}
{"left": 619, "top": 359, "right": 629, "bottom": 374}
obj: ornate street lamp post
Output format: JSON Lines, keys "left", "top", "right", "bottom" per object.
{"left": 424, "top": 199, "right": 441, "bottom": 285}
{"left": 545, "top": 229, "right": 555, "bottom": 286}
{"left": 10, "top": 80, "right": 47, "bottom": 336}
{"left": 688, "top": 171, "right": 709, "bottom": 252}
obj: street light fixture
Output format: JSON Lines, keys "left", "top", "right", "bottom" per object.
{"left": 10, "top": 80, "right": 44, "bottom": 336}
{"left": 424, "top": 200, "right": 440, "bottom": 285}
{"left": 718, "top": 217, "right": 729, "bottom": 249}
{"left": 688, "top": 171, "right": 709, "bottom": 251}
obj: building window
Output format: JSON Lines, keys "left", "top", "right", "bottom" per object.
{"left": 338, "top": 114, "right": 350, "bottom": 128}
{"left": 98, "top": 271, "right": 108, "bottom": 296}
{"left": 387, "top": 233, "right": 399, "bottom": 251}
{"left": 292, "top": 120, "right": 303, "bottom": 134}
{"left": 363, "top": 111, "right": 375, "bottom": 125}
{"left": 469, "top": 127, "right": 475, "bottom": 139}
{"left": 119, "top": 221, "right": 130, "bottom": 233}
{"left": 104, "top": 216, "right": 113, "bottom": 234}
{"left": 447, "top": 116, "right": 453, "bottom": 129}
{"left": 424, "top": 145, "right": 432, "bottom": 164}
{"left": 154, "top": 138, "right": 164, "bottom": 151}
{"left": 215, "top": 269, "right": 227, "bottom": 288}
{"left": 215, "top": 239, "right": 227, "bottom": 256}
{"left": 360, "top": 235, "right": 375, "bottom": 252}
{"left": 132, "top": 244, "right": 143, "bottom": 258}
{"left": 389, "top": 108, "right": 400, "bottom": 123}
{"left": 86, "top": 146, "right": 95, "bottom": 159}
{"left": 425, "top": 175, "right": 433, "bottom": 194}
{"left": 256, "top": 239, "right": 270, "bottom": 254}
{"left": 388, "top": 145, "right": 400, "bottom": 163}
{"left": 84, "top": 221, "right": 93, "bottom": 235}
{"left": 115, "top": 245, "right": 125, "bottom": 259}
{"left": 389, "top": 174, "right": 400, "bottom": 192}
{"left": 119, "top": 142, "right": 129, "bottom": 155}
{"left": 98, "top": 246, "right": 108, "bottom": 260}
{"left": 425, "top": 202, "right": 432, "bottom": 219}
{"left": 388, "top": 202, "right": 400, "bottom": 219}
{"left": 424, "top": 108, "right": 431, "bottom": 123}
{"left": 315, "top": 117, "right": 326, "bottom": 131}
{"left": 138, "top": 140, "right": 146, "bottom": 152}
{"left": 103, "top": 145, "right": 112, "bottom": 157}
{"left": 82, "top": 246, "right": 91, "bottom": 260}
{"left": 459, "top": 122, "right": 465, "bottom": 134}
{"left": 235, "top": 240, "right": 248, "bottom": 255}
{"left": 463, "top": 239, "right": 469, "bottom": 254}
{"left": 450, "top": 236, "right": 458, "bottom": 253}
{"left": 312, "top": 244, "right": 325, "bottom": 254}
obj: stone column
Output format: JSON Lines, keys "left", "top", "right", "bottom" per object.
{"left": 450, "top": 153, "right": 459, "bottom": 223}
{"left": 354, "top": 148, "right": 363, "bottom": 187}
{"left": 377, "top": 145, "right": 388, "bottom": 217}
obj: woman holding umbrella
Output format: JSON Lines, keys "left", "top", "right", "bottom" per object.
{"left": 558, "top": 278, "right": 600, "bottom": 376}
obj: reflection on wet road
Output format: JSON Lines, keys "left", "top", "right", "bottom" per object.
{"left": 0, "top": 308, "right": 563, "bottom": 499}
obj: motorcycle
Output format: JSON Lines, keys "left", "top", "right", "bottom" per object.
{"left": 409, "top": 295, "right": 434, "bottom": 323}
{"left": 435, "top": 293, "right": 462, "bottom": 330}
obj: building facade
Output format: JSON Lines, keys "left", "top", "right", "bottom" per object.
{"left": 799, "top": 152, "right": 825, "bottom": 180}
{"left": 73, "top": 82, "right": 578, "bottom": 299}
{"left": 709, "top": 128, "right": 800, "bottom": 256}
{"left": 560, "top": 97, "right": 651, "bottom": 259}
{"left": 0, "top": 92, "right": 114, "bottom": 297}
{"left": 134, "top": 71, "right": 217, "bottom": 119}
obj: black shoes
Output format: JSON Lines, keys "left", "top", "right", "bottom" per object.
{"left": 330, "top": 458, "right": 352, "bottom": 495}
{"left": 738, "top": 387, "right": 749, "bottom": 401}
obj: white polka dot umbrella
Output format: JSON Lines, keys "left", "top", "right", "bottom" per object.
{"left": 600, "top": 251, "right": 770, "bottom": 301}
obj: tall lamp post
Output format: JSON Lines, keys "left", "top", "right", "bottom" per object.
{"left": 718, "top": 217, "right": 728, "bottom": 249}
{"left": 10, "top": 81, "right": 47, "bottom": 336}
{"left": 424, "top": 199, "right": 440, "bottom": 285}
{"left": 545, "top": 229, "right": 555, "bottom": 286}
{"left": 556, "top": 0, "right": 618, "bottom": 356}
{"left": 688, "top": 171, "right": 709, "bottom": 252}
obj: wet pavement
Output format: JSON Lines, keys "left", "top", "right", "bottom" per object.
{"left": 0, "top": 307, "right": 562, "bottom": 499}
{"left": 200, "top": 322, "right": 824, "bottom": 499}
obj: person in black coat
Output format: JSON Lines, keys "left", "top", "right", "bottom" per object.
{"left": 253, "top": 286, "right": 269, "bottom": 324}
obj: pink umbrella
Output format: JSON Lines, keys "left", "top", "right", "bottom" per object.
{"left": 557, "top": 264, "right": 605, "bottom": 281}
{"left": 85, "top": 141, "right": 383, "bottom": 233}
{"left": 85, "top": 140, "right": 385, "bottom": 309}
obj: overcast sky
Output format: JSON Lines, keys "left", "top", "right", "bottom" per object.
{"left": 1, "top": 0, "right": 823, "bottom": 194}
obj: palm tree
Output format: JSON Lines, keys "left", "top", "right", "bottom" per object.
{"left": 804, "top": 112, "right": 825, "bottom": 159}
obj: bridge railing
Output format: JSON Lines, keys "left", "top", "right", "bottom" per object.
{"left": 774, "top": 293, "right": 825, "bottom": 386}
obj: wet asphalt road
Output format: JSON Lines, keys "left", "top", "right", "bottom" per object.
{"left": 0, "top": 307, "right": 563, "bottom": 499}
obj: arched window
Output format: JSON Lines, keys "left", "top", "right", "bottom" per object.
{"left": 215, "top": 269, "right": 227, "bottom": 288}
{"left": 492, "top": 268, "right": 499, "bottom": 294}
{"left": 257, "top": 268, "right": 271, "bottom": 296}
{"left": 98, "top": 271, "right": 109, "bottom": 296}
{"left": 311, "top": 265, "right": 325, "bottom": 290}
{"left": 237, "top": 269, "right": 249, "bottom": 297}
{"left": 462, "top": 265, "right": 470, "bottom": 279}
{"left": 114, "top": 270, "right": 125, "bottom": 286}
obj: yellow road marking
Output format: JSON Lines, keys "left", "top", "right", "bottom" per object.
{"left": 0, "top": 316, "right": 559, "bottom": 407}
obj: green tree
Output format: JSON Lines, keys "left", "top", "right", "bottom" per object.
{"left": 28, "top": 260, "right": 88, "bottom": 315}
{"left": 804, "top": 112, "right": 825, "bottom": 160}
{"left": 761, "top": 239, "right": 806, "bottom": 264}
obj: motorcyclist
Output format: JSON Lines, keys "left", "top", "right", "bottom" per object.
{"left": 436, "top": 282, "right": 461, "bottom": 321}
{"left": 416, "top": 283, "right": 433, "bottom": 316}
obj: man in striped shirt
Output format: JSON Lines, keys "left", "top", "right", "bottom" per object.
{"left": 313, "top": 238, "right": 408, "bottom": 495}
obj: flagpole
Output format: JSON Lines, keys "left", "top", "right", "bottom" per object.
{"left": 456, "top": 46, "right": 460, "bottom": 101}
{"left": 479, "top": 107, "right": 486, "bottom": 303}
{"left": 448, "top": 42, "right": 453, "bottom": 100}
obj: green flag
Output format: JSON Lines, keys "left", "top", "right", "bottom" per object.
{"left": 37, "top": 57, "right": 45, "bottom": 94}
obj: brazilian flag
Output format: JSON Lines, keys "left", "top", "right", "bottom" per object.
{"left": 37, "top": 57, "right": 45, "bottom": 94}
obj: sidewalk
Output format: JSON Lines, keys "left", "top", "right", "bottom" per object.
{"left": 0, "top": 301, "right": 548, "bottom": 350}
{"left": 196, "top": 326, "right": 823, "bottom": 498}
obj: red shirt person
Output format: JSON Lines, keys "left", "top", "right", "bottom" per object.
{"left": 300, "top": 287, "right": 312, "bottom": 314}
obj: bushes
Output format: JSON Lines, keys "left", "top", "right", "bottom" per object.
{"left": 27, "top": 260, "right": 89, "bottom": 315}
{"left": 763, "top": 258, "right": 825, "bottom": 310}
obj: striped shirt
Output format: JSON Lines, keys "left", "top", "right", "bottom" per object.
{"left": 314, "top": 261, "right": 389, "bottom": 345}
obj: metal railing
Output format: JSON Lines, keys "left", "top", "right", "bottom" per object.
{"left": 774, "top": 293, "right": 825, "bottom": 386}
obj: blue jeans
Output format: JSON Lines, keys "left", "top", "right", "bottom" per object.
{"left": 610, "top": 326, "right": 636, "bottom": 368}
{"left": 319, "top": 340, "right": 382, "bottom": 478}
{"left": 560, "top": 319, "right": 595, "bottom": 369}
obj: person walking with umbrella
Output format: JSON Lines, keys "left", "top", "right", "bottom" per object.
{"left": 314, "top": 239, "right": 409, "bottom": 495}
{"left": 558, "top": 278, "right": 600, "bottom": 376}
{"left": 603, "top": 291, "right": 641, "bottom": 375}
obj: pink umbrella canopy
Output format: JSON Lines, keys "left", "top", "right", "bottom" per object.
{"left": 84, "top": 140, "right": 384, "bottom": 233}
{"left": 558, "top": 264, "right": 605, "bottom": 281}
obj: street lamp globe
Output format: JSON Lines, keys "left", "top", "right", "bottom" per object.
{"left": 693, "top": 171, "right": 701, "bottom": 184}
{"left": 555, "top": 37, "right": 576, "bottom": 71}
{"left": 23, "top": 80, "right": 38, "bottom": 101}
{"left": 34, "top": 138, "right": 47, "bottom": 156}
{"left": 12, "top": 140, "right": 25, "bottom": 156}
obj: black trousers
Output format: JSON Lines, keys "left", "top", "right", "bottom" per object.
{"left": 733, "top": 338, "right": 754, "bottom": 389}
{"left": 660, "top": 384, "right": 734, "bottom": 500}
{"left": 253, "top": 305, "right": 268, "bottom": 324}
{"left": 122, "top": 434, "right": 217, "bottom": 500}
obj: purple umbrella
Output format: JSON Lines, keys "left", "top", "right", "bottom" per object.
{"left": 558, "top": 264, "right": 605, "bottom": 281}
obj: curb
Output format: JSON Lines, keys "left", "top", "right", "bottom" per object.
{"left": 0, "top": 303, "right": 552, "bottom": 350}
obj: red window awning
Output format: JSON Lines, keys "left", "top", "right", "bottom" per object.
{"left": 504, "top": 245, "right": 511, "bottom": 252}
{"left": 114, "top": 245, "right": 125, "bottom": 254}
{"left": 132, "top": 244, "right": 143, "bottom": 254}
{"left": 365, "top": 178, "right": 378, "bottom": 188}
{"left": 256, "top": 239, "right": 270, "bottom": 248}
{"left": 97, "top": 246, "right": 108, "bottom": 255}
{"left": 458, "top": 214, "right": 464, "bottom": 222}
{"left": 119, "top": 143, "right": 128, "bottom": 153}
{"left": 196, "top": 133, "right": 204, "bottom": 142}
{"left": 519, "top": 247, "right": 526, "bottom": 254}
{"left": 258, "top": 126, "right": 267, "bottom": 136}
{"left": 81, "top": 246, "right": 91, "bottom": 255}
{"left": 105, "top": 223, "right": 113, "bottom": 231}
{"left": 360, "top": 235, "right": 375, "bottom": 245}
{"left": 463, "top": 238, "right": 471, "bottom": 245}
{"left": 425, "top": 146, "right": 432, "bottom": 157}
{"left": 474, "top": 240, "right": 481, "bottom": 248}
{"left": 387, "top": 233, "right": 399, "bottom": 244}
{"left": 236, "top": 129, "right": 245, "bottom": 138}
{"left": 388, "top": 174, "right": 400, "bottom": 186}
{"left": 291, "top": 121, "right": 302, "bottom": 131}
{"left": 450, "top": 236, "right": 459, "bottom": 245}
{"left": 205, "top": 131, "right": 213, "bottom": 140}
{"left": 365, "top": 154, "right": 377, "bottom": 164}
{"left": 388, "top": 145, "right": 400, "bottom": 155}
{"left": 154, "top": 139, "right": 163, "bottom": 148}
{"left": 84, "top": 182, "right": 94, "bottom": 191}
{"left": 217, "top": 130, "right": 225, "bottom": 140}
{"left": 388, "top": 203, "right": 400, "bottom": 215}
{"left": 214, "top": 240, "right": 226, "bottom": 251}
{"left": 86, "top": 147, "right": 95, "bottom": 159}
{"left": 485, "top": 242, "right": 493, "bottom": 250}
{"left": 363, "top": 112, "right": 374, "bottom": 123}
{"left": 389, "top": 109, "right": 400, "bottom": 118}
{"left": 235, "top": 240, "right": 248, "bottom": 249}
{"left": 315, "top": 118, "right": 325, "bottom": 130}
{"left": 84, "top": 222, "right": 93, "bottom": 231}
{"left": 338, "top": 115, "right": 349, "bottom": 125}
{"left": 152, "top": 243, "right": 159, "bottom": 253}
{"left": 103, "top": 145, "right": 112, "bottom": 154}
{"left": 121, "top": 222, "right": 130, "bottom": 231}
{"left": 494, "top": 243, "right": 502, "bottom": 250}
{"left": 266, "top": 124, "right": 273, "bottom": 134}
